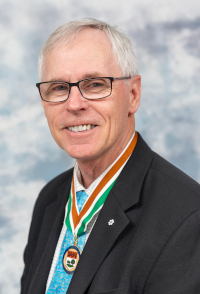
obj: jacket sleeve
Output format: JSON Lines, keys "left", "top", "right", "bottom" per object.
{"left": 20, "top": 188, "right": 47, "bottom": 294}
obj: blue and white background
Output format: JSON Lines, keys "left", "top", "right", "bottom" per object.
{"left": 0, "top": 0, "right": 200, "bottom": 292}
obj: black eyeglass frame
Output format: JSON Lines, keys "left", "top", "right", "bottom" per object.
{"left": 36, "top": 76, "right": 131, "bottom": 103}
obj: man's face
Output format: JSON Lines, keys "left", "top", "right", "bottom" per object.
{"left": 41, "top": 29, "right": 141, "bottom": 167}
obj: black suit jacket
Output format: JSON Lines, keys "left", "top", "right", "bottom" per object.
{"left": 21, "top": 134, "right": 200, "bottom": 294}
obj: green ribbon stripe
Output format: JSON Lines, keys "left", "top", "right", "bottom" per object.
{"left": 77, "top": 179, "right": 116, "bottom": 236}
{"left": 65, "top": 192, "right": 72, "bottom": 233}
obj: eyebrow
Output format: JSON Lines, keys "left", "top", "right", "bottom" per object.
{"left": 47, "top": 78, "right": 67, "bottom": 82}
{"left": 82, "top": 72, "right": 104, "bottom": 79}
{"left": 47, "top": 72, "right": 105, "bottom": 83}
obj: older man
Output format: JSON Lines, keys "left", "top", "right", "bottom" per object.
{"left": 21, "top": 19, "right": 200, "bottom": 294}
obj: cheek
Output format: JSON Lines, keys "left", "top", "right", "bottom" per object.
{"left": 111, "top": 86, "right": 131, "bottom": 113}
{"left": 111, "top": 96, "right": 130, "bottom": 124}
{"left": 104, "top": 103, "right": 129, "bottom": 138}
{"left": 44, "top": 107, "right": 60, "bottom": 133}
{"left": 114, "top": 109, "right": 128, "bottom": 133}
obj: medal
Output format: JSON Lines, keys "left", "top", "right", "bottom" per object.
{"left": 63, "top": 132, "right": 138, "bottom": 274}
{"left": 63, "top": 239, "right": 81, "bottom": 274}
{"left": 62, "top": 232, "right": 82, "bottom": 274}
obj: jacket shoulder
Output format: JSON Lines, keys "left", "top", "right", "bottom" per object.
{"left": 35, "top": 168, "right": 73, "bottom": 209}
{"left": 150, "top": 152, "right": 200, "bottom": 196}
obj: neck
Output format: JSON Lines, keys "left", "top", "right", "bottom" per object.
{"left": 77, "top": 129, "right": 135, "bottom": 189}
{"left": 78, "top": 160, "right": 110, "bottom": 189}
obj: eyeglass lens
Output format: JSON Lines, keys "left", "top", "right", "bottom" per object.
{"left": 39, "top": 78, "right": 112, "bottom": 102}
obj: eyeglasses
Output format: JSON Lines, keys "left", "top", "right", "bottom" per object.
{"left": 36, "top": 77, "right": 131, "bottom": 103}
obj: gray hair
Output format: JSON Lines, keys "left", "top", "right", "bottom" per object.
{"left": 38, "top": 18, "right": 138, "bottom": 81}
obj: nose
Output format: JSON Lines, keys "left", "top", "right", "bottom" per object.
{"left": 65, "top": 84, "right": 89, "bottom": 113}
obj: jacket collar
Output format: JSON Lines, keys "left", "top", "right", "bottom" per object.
{"left": 112, "top": 133, "right": 153, "bottom": 210}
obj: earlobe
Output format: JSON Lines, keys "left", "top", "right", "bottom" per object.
{"left": 129, "top": 75, "right": 141, "bottom": 115}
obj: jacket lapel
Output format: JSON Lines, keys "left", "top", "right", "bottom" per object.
{"left": 27, "top": 177, "right": 72, "bottom": 294}
{"left": 67, "top": 134, "right": 154, "bottom": 294}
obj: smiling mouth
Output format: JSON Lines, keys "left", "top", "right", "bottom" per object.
{"left": 67, "top": 124, "right": 96, "bottom": 132}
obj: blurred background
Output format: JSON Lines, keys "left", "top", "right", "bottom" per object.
{"left": 0, "top": 0, "right": 200, "bottom": 292}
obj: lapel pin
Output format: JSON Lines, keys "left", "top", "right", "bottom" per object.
{"left": 108, "top": 219, "right": 115, "bottom": 226}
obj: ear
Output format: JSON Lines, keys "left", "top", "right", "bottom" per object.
{"left": 128, "top": 75, "right": 141, "bottom": 115}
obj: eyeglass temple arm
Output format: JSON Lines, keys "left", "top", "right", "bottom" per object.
{"left": 113, "top": 77, "right": 131, "bottom": 81}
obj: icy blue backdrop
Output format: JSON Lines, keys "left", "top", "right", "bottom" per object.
{"left": 0, "top": 0, "right": 200, "bottom": 292}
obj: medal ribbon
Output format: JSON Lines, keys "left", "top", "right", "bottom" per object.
{"left": 65, "top": 132, "right": 138, "bottom": 237}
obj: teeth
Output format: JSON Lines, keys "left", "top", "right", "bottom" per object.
{"left": 74, "top": 126, "right": 79, "bottom": 132}
{"left": 68, "top": 124, "right": 95, "bottom": 132}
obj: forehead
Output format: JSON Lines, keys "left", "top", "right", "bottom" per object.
{"left": 42, "top": 28, "right": 122, "bottom": 81}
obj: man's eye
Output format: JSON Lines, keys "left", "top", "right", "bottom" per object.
{"left": 90, "top": 82, "right": 103, "bottom": 88}
{"left": 54, "top": 85, "right": 68, "bottom": 91}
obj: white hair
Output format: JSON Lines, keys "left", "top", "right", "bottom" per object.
{"left": 38, "top": 18, "right": 138, "bottom": 81}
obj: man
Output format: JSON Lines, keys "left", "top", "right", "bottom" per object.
{"left": 21, "top": 18, "right": 200, "bottom": 294}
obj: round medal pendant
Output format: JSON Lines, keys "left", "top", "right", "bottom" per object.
{"left": 62, "top": 245, "right": 81, "bottom": 274}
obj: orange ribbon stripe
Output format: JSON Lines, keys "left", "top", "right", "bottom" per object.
{"left": 72, "top": 132, "right": 138, "bottom": 229}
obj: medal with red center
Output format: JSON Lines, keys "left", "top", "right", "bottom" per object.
{"left": 62, "top": 237, "right": 81, "bottom": 274}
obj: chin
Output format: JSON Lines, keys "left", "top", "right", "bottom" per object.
{"left": 63, "top": 146, "right": 96, "bottom": 161}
